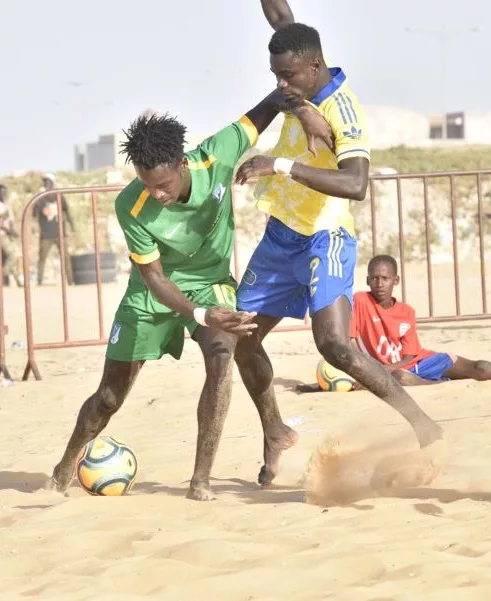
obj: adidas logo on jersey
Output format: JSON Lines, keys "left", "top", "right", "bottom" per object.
{"left": 342, "top": 125, "right": 363, "bottom": 140}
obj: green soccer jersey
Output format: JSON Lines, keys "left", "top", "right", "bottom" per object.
{"left": 115, "top": 116, "right": 258, "bottom": 309}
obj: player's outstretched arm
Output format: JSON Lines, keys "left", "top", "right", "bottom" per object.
{"left": 137, "top": 260, "right": 258, "bottom": 336}
{"left": 236, "top": 155, "right": 369, "bottom": 201}
{"left": 244, "top": 89, "right": 289, "bottom": 136}
{"left": 244, "top": 88, "right": 333, "bottom": 141}
{"left": 261, "top": 0, "right": 294, "bottom": 30}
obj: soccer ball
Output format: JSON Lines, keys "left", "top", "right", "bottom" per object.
{"left": 76, "top": 435, "right": 137, "bottom": 496}
{"left": 316, "top": 359, "right": 355, "bottom": 392}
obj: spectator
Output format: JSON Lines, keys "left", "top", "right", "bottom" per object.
{"left": 0, "top": 184, "right": 22, "bottom": 287}
{"left": 298, "top": 254, "right": 491, "bottom": 392}
{"left": 33, "top": 173, "right": 75, "bottom": 285}
{"left": 350, "top": 255, "right": 491, "bottom": 386}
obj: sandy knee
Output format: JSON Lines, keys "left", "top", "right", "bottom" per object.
{"left": 234, "top": 334, "right": 260, "bottom": 364}
{"left": 317, "top": 340, "right": 357, "bottom": 374}
{"left": 473, "top": 360, "right": 491, "bottom": 380}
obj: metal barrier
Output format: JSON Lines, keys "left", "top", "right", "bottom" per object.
{"left": 20, "top": 186, "right": 123, "bottom": 380}
{"left": 0, "top": 249, "right": 12, "bottom": 381}
{"left": 16, "top": 170, "right": 491, "bottom": 380}
{"left": 368, "top": 169, "right": 491, "bottom": 323}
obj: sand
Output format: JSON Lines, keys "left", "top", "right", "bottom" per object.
{"left": 1, "top": 261, "right": 491, "bottom": 600}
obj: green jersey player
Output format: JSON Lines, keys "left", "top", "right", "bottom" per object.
{"left": 48, "top": 91, "right": 299, "bottom": 501}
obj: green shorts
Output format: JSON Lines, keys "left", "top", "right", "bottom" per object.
{"left": 106, "top": 278, "right": 237, "bottom": 362}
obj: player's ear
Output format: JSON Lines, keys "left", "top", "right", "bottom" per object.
{"left": 180, "top": 156, "right": 188, "bottom": 172}
{"left": 311, "top": 55, "right": 321, "bottom": 74}
{"left": 366, "top": 276, "right": 369, "bottom": 286}
{"left": 395, "top": 275, "right": 400, "bottom": 286}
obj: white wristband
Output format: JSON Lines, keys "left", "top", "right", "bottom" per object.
{"left": 193, "top": 307, "right": 208, "bottom": 327}
{"left": 273, "top": 157, "right": 294, "bottom": 176}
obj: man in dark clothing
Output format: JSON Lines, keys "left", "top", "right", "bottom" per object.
{"left": 33, "top": 173, "right": 75, "bottom": 285}
{"left": 0, "top": 184, "right": 22, "bottom": 287}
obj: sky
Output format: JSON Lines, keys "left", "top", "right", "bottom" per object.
{"left": 1, "top": 0, "right": 489, "bottom": 174}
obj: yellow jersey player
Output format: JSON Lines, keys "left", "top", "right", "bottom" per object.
{"left": 234, "top": 0, "right": 444, "bottom": 489}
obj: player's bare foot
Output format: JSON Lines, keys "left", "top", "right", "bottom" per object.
{"left": 371, "top": 439, "right": 447, "bottom": 491}
{"left": 45, "top": 476, "right": 71, "bottom": 496}
{"left": 415, "top": 419, "right": 444, "bottom": 448}
{"left": 296, "top": 383, "right": 321, "bottom": 393}
{"left": 258, "top": 425, "right": 299, "bottom": 486}
{"left": 186, "top": 481, "right": 216, "bottom": 501}
{"left": 46, "top": 464, "right": 74, "bottom": 494}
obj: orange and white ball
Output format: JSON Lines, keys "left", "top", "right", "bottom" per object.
{"left": 316, "top": 359, "right": 355, "bottom": 392}
{"left": 76, "top": 435, "right": 137, "bottom": 496}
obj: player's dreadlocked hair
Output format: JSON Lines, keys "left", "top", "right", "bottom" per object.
{"left": 368, "top": 255, "right": 399, "bottom": 275}
{"left": 120, "top": 113, "right": 187, "bottom": 170}
{"left": 268, "top": 23, "right": 322, "bottom": 57}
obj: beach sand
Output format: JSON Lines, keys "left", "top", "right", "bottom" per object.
{"left": 1, "top": 260, "right": 491, "bottom": 600}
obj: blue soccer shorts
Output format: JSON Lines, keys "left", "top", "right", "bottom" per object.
{"left": 408, "top": 352, "right": 456, "bottom": 381}
{"left": 237, "top": 216, "right": 357, "bottom": 319}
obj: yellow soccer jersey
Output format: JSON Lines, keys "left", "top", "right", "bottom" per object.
{"left": 255, "top": 67, "right": 370, "bottom": 236}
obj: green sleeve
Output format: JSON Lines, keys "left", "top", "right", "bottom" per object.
{"left": 199, "top": 115, "right": 259, "bottom": 167}
{"left": 115, "top": 192, "right": 160, "bottom": 265}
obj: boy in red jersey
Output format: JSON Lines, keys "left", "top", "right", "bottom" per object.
{"left": 351, "top": 255, "right": 491, "bottom": 386}
{"left": 300, "top": 254, "right": 491, "bottom": 391}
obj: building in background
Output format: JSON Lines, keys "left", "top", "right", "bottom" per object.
{"left": 74, "top": 133, "right": 127, "bottom": 172}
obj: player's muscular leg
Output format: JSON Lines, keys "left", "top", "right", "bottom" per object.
{"left": 311, "top": 296, "right": 442, "bottom": 447}
{"left": 234, "top": 315, "right": 298, "bottom": 486}
{"left": 48, "top": 358, "right": 143, "bottom": 493}
{"left": 444, "top": 357, "right": 491, "bottom": 381}
{"left": 187, "top": 328, "right": 238, "bottom": 501}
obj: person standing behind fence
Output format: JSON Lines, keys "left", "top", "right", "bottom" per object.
{"left": 0, "top": 184, "right": 22, "bottom": 287}
{"left": 33, "top": 173, "right": 75, "bottom": 286}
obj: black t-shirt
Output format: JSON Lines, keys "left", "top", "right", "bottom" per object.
{"left": 34, "top": 194, "right": 71, "bottom": 240}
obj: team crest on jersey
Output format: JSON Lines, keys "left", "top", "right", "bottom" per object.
{"left": 213, "top": 183, "right": 226, "bottom": 204}
{"left": 242, "top": 268, "right": 257, "bottom": 286}
{"left": 399, "top": 322, "right": 411, "bottom": 337}
{"left": 342, "top": 125, "right": 363, "bottom": 140}
{"left": 110, "top": 323, "right": 121, "bottom": 344}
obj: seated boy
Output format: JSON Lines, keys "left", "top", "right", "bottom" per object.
{"left": 299, "top": 254, "right": 491, "bottom": 391}
{"left": 350, "top": 254, "right": 491, "bottom": 386}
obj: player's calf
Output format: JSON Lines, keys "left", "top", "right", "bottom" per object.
{"left": 48, "top": 359, "right": 141, "bottom": 494}
{"left": 313, "top": 321, "right": 442, "bottom": 448}
{"left": 188, "top": 330, "right": 237, "bottom": 500}
{"left": 234, "top": 315, "right": 286, "bottom": 433}
{"left": 234, "top": 317, "right": 298, "bottom": 486}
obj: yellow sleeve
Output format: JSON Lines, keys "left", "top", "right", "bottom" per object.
{"left": 198, "top": 118, "right": 258, "bottom": 169}
{"left": 323, "top": 89, "right": 370, "bottom": 164}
